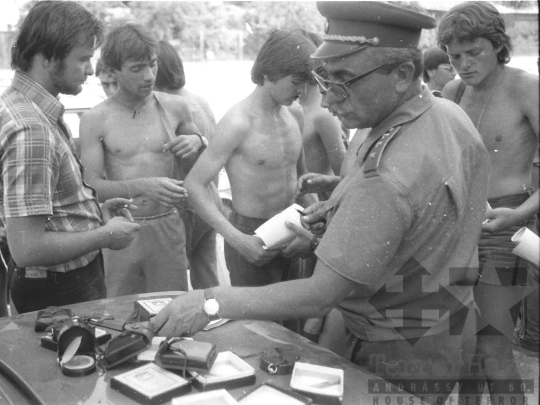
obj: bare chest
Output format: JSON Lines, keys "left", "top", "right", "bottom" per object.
{"left": 238, "top": 115, "right": 303, "bottom": 168}
{"left": 460, "top": 93, "right": 535, "bottom": 153}
{"left": 102, "top": 109, "right": 173, "bottom": 158}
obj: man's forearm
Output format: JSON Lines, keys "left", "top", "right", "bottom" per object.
{"left": 214, "top": 271, "right": 342, "bottom": 321}
{"left": 515, "top": 189, "right": 540, "bottom": 223}
{"left": 87, "top": 178, "right": 143, "bottom": 202}
{"left": 8, "top": 225, "right": 109, "bottom": 268}
{"left": 186, "top": 178, "right": 242, "bottom": 248}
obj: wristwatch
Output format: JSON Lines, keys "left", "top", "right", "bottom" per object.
{"left": 310, "top": 235, "right": 320, "bottom": 252}
{"left": 203, "top": 288, "right": 220, "bottom": 321}
{"left": 194, "top": 133, "right": 208, "bottom": 150}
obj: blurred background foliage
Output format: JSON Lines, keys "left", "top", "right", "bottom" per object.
{"left": 13, "top": 1, "right": 539, "bottom": 62}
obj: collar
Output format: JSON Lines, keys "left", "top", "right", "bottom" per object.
{"left": 11, "top": 71, "right": 65, "bottom": 122}
{"left": 366, "top": 86, "right": 433, "bottom": 142}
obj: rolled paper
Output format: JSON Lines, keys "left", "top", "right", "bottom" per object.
{"left": 255, "top": 203, "right": 303, "bottom": 249}
{"left": 511, "top": 227, "right": 540, "bottom": 268}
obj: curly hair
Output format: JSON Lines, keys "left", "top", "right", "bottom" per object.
{"left": 437, "top": 1, "right": 512, "bottom": 64}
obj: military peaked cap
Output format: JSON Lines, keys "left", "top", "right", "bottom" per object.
{"left": 313, "top": 1, "right": 437, "bottom": 60}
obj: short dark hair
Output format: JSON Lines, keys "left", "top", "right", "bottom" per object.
{"left": 155, "top": 40, "right": 185, "bottom": 91}
{"left": 298, "top": 29, "right": 323, "bottom": 86}
{"left": 251, "top": 29, "right": 317, "bottom": 86}
{"left": 376, "top": 48, "right": 424, "bottom": 82}
{"left": 101, "top": 22, "right": 159, "bottom": 71}
{"left": 437, "top": 1, "right": 512, "bottom": 64}
{"left": 11, "top": 1, "right": 103, "bottom": 72}
{"left": 422, "top": 46, "right": 450, "bottom": 83}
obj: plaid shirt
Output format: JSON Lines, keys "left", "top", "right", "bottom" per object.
{"left": 0, "top": 72, "right": 102, "bottom": 272}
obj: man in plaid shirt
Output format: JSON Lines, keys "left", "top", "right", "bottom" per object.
{"left": 0, "top": 1, "right": 140, "bottom": 314}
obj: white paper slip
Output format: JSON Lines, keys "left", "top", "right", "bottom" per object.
{"left": 254, "top": 203, "right": 303, "bottom": 249}
{"left": 511, "top": 227, "right": 540, "bottom": 268}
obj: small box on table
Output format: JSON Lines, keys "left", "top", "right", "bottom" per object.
{"left": 110, "top": 362, "right": 191, "bottom": 405}
{"left": 290, "top": 362, "right": 344, "bottom": 405}
{"left": 239, "top": 383, "right": 313, "bottom": 404}
{"left": 192, "top": 351, "right": 256, "bottom": 391}
{"left": 172, "top": 389, "right": 239, "bottom": 405}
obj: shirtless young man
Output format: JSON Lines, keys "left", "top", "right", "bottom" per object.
{"left": 184, "top": 30, "right": 316, "bottom": 288}
{"left": 439, "top": 2, "right": 539, "bottom": 403}
{"left": 154, "top": 40, "right": 222, "bottom": 290}
{"left": 80, "top": 23, "right": 204, "bottom": 297}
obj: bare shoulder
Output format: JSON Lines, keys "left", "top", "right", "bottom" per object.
{"left": 155, "top": 91, "right": 190, "bottom": 113}
{"left": 441, "top": 78, "right": 463, "bottom": 101}
{"left": 216, "top": 100, "right": 252, "bottom": 140}
{"left": 80, "top": 99, "right": 113, "bottom": 130}
{"left": 506, "top": 66, "right": 538, "bottom": 100}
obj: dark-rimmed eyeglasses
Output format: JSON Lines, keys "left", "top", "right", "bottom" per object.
{"left": 311, "top": 63, "right": 389, "bottom": 99}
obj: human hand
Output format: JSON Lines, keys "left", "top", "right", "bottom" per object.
{"left": 141, "top": 177, "right": 187, "bottom": 207}
{"left": 235, "top": 234, "right": 280, "bottom": 266}
{"left": 280, "top": 221, "right": 314, "bottom": 258}
{"left": 300, "top": 202, "right": 332, "bottom": 236}
{"left": 296, "top": 173, "right": 340, "bottom": 198}
{"left": 101, "top": 216, "right": 141, "bottom": 250}
{"left": 151, "top": 290, "right": 210, "bottom": 337}
{"left": 163, "top": 135, "right": 204, "bottom": 160}
{"left": 482, "top": 207, "right": 522, "bottom": 233}
{"left": 101, "top": 198, "right": 138, "bottom": 223}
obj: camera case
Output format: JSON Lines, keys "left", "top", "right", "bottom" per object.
{"left": 100, "top": 321, "right": 154, "bottom": 370}
{"left": 155, "top": 337, "right": 218, "bottom": 374}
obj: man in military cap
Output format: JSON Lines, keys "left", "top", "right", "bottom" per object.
{"left": 151, "top": 3, "right": 491, "bottom": 402}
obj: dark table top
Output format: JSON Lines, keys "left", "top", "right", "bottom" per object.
{"left": 0, "top": 292, "right": 399, "bottom": 405}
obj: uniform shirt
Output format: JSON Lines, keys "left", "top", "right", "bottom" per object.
{"left": 0, "top": 72, "right": 102, "bottom": 272}
{"left": 316, "top": 87, "right": 490, "bottom": 342}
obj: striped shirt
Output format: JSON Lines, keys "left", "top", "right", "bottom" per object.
{"left": 0, "top": 72, "right": 102, "bottom": 272}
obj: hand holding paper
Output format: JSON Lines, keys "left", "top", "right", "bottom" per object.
{"left": 254, "top": 204, "right": 303, "bottom": 249}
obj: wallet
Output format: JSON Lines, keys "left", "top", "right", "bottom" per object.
{"left": 155, "top": 338, "right": 218, "bottom": 374}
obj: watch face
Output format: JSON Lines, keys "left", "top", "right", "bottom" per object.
{"left": 204, "top": 299, "right": 219, "bottom": 316}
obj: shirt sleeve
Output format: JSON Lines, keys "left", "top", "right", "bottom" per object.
{"left": 316, "top": 173, "right": 413, "bottom": 286}
{"left": 1, "top": 123, "right": 58, "bottom": 217}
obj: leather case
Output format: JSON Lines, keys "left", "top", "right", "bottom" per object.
{"left": 100, "top": 321, "right": 154, "bottom": 370}
{"left": 35, "top": 306, "right": 73, "bottom": 332}
{"left": 155, "top": 338, "right": 218, "bottom": 374}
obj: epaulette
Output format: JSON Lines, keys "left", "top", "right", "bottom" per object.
{"left": 363, "top": 126, "right": 402, "bottom": 178}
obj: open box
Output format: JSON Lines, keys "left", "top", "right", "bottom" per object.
{"left": 239, "top": 383, "right": 312, "bottom": 405}
{"left": 172, "top": 389, "right": 239, "bottom": 405}
{"left": 192, "top": 351, "right": 256, "bottom": 391}
{"left": 110, "top": 362, "right": 191, "bottom": 405}
{"left": 290, "top": 362, "right": 344, "bottom": 405}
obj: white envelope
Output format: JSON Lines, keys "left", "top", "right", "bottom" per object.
{"left": 254, "top": 203, "right": 303, "bottom": 249}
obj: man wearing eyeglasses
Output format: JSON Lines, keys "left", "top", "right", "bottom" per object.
{"left": 422, "top": 46, "right": 455, "bottom": 98}
{"left": 153, "top": 3, "right": 491, "bottom": 402}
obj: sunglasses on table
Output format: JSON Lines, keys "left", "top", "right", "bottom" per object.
{"left": 311, "top": 63, "right": 390, "bottom": 99}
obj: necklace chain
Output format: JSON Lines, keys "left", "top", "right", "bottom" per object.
{"left": 474, "top": 69, "right": 505, "bottom": 130}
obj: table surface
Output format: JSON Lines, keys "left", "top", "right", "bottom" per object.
{"left": 0, "top": 292, "right": 394, "bottom": 405}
